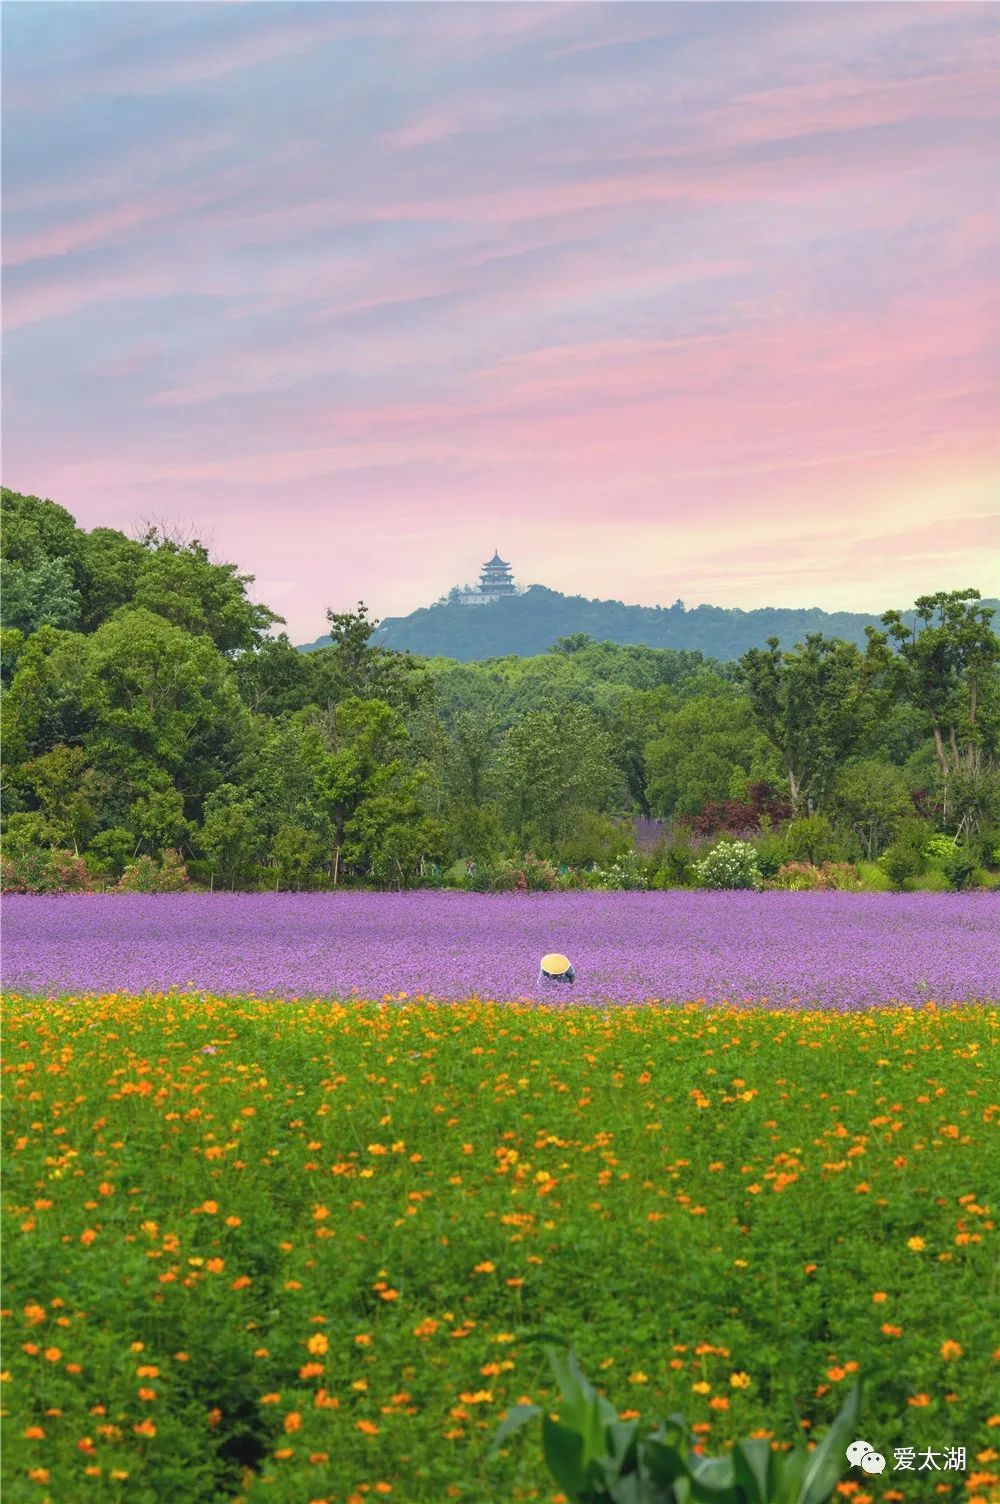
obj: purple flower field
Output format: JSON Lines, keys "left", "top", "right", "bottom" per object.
{"left": 3, "top": 890, "right": 998, "bottom": 1007}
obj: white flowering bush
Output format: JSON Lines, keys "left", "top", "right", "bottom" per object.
{"left": 593, "top": 852, "right": 649, "bottom": 891}
{"left": 694, "top": 839, "right": 762, "bottom": 891}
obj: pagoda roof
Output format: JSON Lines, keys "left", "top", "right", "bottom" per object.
{"left": 483, "top": 550, "right": 510, "bottom": 566}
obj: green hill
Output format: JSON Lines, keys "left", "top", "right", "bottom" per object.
{"left": 298, "top": 584, "right": 1000, "bottom": 662}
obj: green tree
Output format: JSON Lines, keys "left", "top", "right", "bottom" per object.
{"left": 78, "top": 528, "right": 147, "bottom": 631}
{"left": 22, "top": 744, "right": 108, "bottom": 854}
{"left": 199, "top": 785, "right": 267, "bottom": 888}
{"left": 495, "top": 706, "right": 619, "bottom": 851}
{"left": 740, "top": 634, "right": 881, "bottom": 813}
{"left": 874, "top": 590, "right": 1000, "bottom": 814}
{"left": 645, "top": 687, "right": 764, "bottom": 818}
{"left": 303, "top": 697, "right": 435, "bottom": 884}
{"left": 833, "top": 759, "right": 912, "bottom": 858}
{"left": 82, "top": 608, "right": 250, "bottom": 823}
{"left": 131, "top": 529, "right": 282, "bottom": 653}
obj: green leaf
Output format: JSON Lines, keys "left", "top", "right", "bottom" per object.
{"left": 686, "top": 1452, "right": 741, "bottom": 1502}
{"left": 731, "top": 1439, "right": 774, "bottom": 1503}
{"left": 798, "top": 1382, "right": 861, "bottom": 1504}
{"left": 489, "top": 1402, "right": 542, "bottom": 1457}
{"left": 642, "top": 1434, "right": 690, "bottom": 1485}
{"left": 542, "top": 1415, "right": 588, "bottom": 1496}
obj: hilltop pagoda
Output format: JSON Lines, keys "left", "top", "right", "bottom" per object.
{"left": 477, "top": 550, "right": 516, "bottom": 598}
{"left": 456, "top": 549, "right": 518, "bottom": 605}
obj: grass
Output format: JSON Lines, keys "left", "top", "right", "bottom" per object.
{"left": 2, "top": 994, "right": 999, "bottom": 1504}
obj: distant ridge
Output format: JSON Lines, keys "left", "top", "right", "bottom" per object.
{"left": 297, "top": 583, "right": 1000, "bottom": 663}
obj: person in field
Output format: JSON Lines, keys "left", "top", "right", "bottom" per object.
{"left": 539, "top": 953, "right": 575, "bottom": 986}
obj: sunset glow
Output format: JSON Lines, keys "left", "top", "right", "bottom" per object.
{"left": 3, "top": 2, "right": 998, "bottom": 638}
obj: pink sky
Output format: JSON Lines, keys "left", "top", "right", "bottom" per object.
{"left": 3, "top": 1, "right": 998, "bottom": 640}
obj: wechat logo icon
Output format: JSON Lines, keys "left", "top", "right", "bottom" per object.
{"left": 847, "top": 1439, "right": 886, "bottom": 1475}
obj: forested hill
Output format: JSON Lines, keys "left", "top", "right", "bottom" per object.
{"left": 298, "top": 584, "right": 1000, "bottom": 662}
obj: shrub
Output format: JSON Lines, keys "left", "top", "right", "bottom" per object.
{"left": 904, "top": 868, "right": 951, "bottom": 893}
{"left": 880, "top": 817, "right": 930, "bottom": 890}
{"left": 593, "top": 850, "right": 649, "bottom": 891}
{"left": 465, "top": 855, "right": 558, "bottom": 893}
{"left": 86, "top": 826, "right": 138, "bottom": 880}
{"left": 684, "top": 780, "right": 791, "bottom": 838}
{"left": 493, "top": 1345, "right": 859, "bottom": 1504}
{"left": 650, "top": 841, "right": 697, "bottom": 889}
{"left": 772, "top": 861, "right": 824, "bottom": 891}
{"left": 754, "top": 829, "right": 790, "bottom": 879}
{"left": 555, "top": 812, "right": 632, "bottom": 868}
{"left": 924, "top": 833, "right": 956, "bottom": 865}
{"left": 942, "top": 848, "right": 977, "bottom": 892}
{"left": 519, "top": 853, "right": 559, "bottom": 892}
{"left": 115, "top": 849, "right": 191, "bottom": 893}
{"left": 772, "top": 861, "right": 863, "bottom": 892}
{"left": 694, "top": 839, "right": 762, "bottom": 891}
{"left": 785, "top": 814, "right": 837, "bottom": 865}
{"left": 0, "top": 846, "right": 93, "bottom": 894}
{"left": 856, "top": 860, "right": 893, "bottom": 892}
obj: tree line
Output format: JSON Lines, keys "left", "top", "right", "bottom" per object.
{"left": 2, "top": 488, "right": 997, "bottom": 892}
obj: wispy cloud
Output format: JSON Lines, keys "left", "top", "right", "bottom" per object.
{"left": 2, "top": 1, "right": 997, "bottom": 638}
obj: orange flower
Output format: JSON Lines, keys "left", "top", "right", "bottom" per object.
{"left": 23, "top": 1425, "right": 45, "bottom": 1439}
{"left": 23, "top": 1303, "right": 46, "bottom": 1326}
{"left": 283, "top": 1412, "right": 301, "bottom": 1434}
{"left": 871, "top": 1292, "right": 887, "bottom": 1304}
{"left": 43, "top": 1346, "right": 62, "bottom": 1363}
{"left": 133, "top": 1419, "right": 157, "bottom": 1436}
{"left": 940, "top": 1340, "right": 963, "bottom": 1360}
{"left": 907, "top": 1393, "right": 931, "bottom": 1408}
{"left": 307, "top": 1333, "right": 329, "bottom": 1355}
{"left": 80, "top": 1229, "right": 97, "bottom": 1246}
{"left": 357, "top": 1419, "right": 379, "bottom": 1434}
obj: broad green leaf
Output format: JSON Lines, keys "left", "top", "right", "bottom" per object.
{"left": 642, "top": 1434, "right": 690, "bottom": 1484}
{"left": 489, "top": 1402, "right": 542, "bottom": 1456}
{"left": 685, "top": 1452, "right": 742, "bottom": 1503}
{"left": 798, "top": 1382, "right": 860, "bottom": 1504}
{"left": 731, "top": 1438, "right": 774, "bottom": 1503}
{"left": 542, "top": 1415, "right": 588, "bottom": 1495}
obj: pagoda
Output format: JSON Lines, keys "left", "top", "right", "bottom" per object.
{"left": 456, "top": 549, "right": 517, "bottom": 605}
{"left": 477, "top": 549, "right": 516, "bottom": 599}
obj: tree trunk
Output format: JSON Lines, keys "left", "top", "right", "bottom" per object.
{"left": 930, "top": 722, "right": 949, "bottom": 781}
{"left": 332, "top": 845, "right": 340, "bottom": 886}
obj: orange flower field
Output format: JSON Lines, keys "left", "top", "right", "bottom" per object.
{"left": 2, "top": 995, "right": 998, "bottom": 1503}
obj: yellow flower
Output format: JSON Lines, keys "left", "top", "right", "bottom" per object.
{"left": 730, "top": 1372, "right": 751, "bottom": 1389}
{"left": 906, "top": 1236, "right": 926, "bottom": 1252}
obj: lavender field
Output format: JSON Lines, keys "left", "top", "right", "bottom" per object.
{"left": 4, "top": 890, "right": 998, "bottom": 1007}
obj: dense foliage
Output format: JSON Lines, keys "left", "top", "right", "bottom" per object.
{"left": 299, "top": 582, "right": 1000, "bottom": 663}
{"left": 3, "top": 489, "right": 999, "bottom": 892}
{"left": 3, "top": 996, "right": 997, "bottom": 1503}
